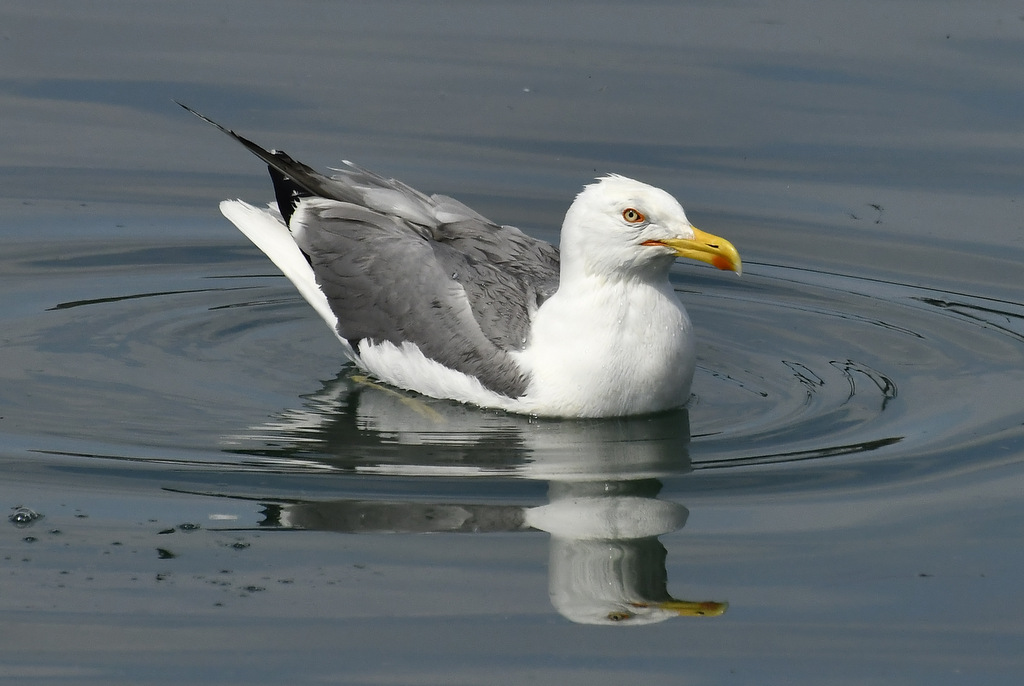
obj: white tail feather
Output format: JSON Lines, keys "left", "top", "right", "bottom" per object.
{"left": 219, "top": 200, "right": 348, "bottom": 352}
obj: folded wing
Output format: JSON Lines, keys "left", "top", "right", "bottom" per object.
{"left": 180, "top": 103, "right": 559, "bottom": 398}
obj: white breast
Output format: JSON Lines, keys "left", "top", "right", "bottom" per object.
{"left": 514, "top": 277, "right": 695, "bottom": 417}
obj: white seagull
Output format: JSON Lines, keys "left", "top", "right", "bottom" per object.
{"left": 180, "top": 104, "right": 741, "bottom": 418}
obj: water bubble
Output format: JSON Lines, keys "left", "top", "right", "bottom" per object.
{"left": 9, "top": 506, "right": 42, "bottom": 528}
{"left": 178, "top": 522, "right": 201, "bottom": 532}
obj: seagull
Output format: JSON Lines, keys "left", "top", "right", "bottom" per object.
{"left": 179, "top": 103, "right": 741, "bottom": 418}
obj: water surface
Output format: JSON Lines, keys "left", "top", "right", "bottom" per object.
{"left": 2, "top": 2, "right": 1023, "bottom": 684}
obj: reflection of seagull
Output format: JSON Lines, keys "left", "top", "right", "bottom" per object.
{"left": 208, "top": 385, "right": 726, "bottom": 625}
{"left": 181, "top": 104, "right": 741, "bottom": 417}
{"left": 527, "top": 481, "right": 727, "bottom": 625}
{"left": 246, "top": 479, "right": 726, "bottom": 626}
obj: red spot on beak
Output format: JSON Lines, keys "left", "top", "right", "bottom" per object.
{"left": 711, "top": 255, "right": 733, "bottom": 271}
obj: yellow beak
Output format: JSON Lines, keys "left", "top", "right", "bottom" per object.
{"left": 644, "top": 226, "right": 742, "bottom": 275}
{"left": 631, "top": 599, "right": 729, "bottom": 617}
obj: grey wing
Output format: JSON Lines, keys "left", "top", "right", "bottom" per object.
{"left": 293, "top": 198, "right": 559, "bottom": 398}
{"left": 425, "top": 197, "right": 560, "bottom": 350}
{"left": 317, "top": 165, "right": 560, "bottom": 352}
{"left": 178, "top": 103, "right": 560, "bottom": 395}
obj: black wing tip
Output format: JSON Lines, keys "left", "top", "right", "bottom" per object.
{"left": 267, "top": 166, "right": 315, "bottom": 226}
{"left": 174, "top": 100, "right": 265, "bottom": 151}
{"left": 175, "top": 100, "right": 230, "bottom": 134}
{"left": 176, "top": 100, "right": 332, "bottom": 204}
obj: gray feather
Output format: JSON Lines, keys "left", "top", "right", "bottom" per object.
{"left": 180, "top": 102, "right": 561, "bottom": 396}
{"left": 294, "top": 198, "right": 556, "bottom": 397}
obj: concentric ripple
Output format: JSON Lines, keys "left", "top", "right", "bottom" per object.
{"left": 684, "top": 263, "right": 1024, "bottom": 470}
{"left": 2, "top": 241, "right": 1023, "bottom": 485}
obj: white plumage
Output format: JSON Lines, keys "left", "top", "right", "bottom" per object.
{"left": 183, "top": 104, "right": 741, "bottom": 418}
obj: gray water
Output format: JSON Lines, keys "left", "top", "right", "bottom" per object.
{"left": 2, "top": 2, "right": 1023, "bottom": 684}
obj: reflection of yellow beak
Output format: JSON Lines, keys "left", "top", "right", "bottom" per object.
{"left": 632, "top": 599, "right": 729, "bottom": 617}
{"left": 643, "top": 227, "right": 742, "bottom": 275}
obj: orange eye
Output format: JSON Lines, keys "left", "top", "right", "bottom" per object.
{"left": 622, "top": 208, "right": 645, "bottom": 223}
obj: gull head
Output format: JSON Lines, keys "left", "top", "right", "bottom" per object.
{"left": 559, "top": 175, "right": 741, "bottom": 281}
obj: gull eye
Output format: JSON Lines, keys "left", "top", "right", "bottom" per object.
{"left": 606, "top": 611, "right": 634, "bottom": 622}
{"left": 622, "top": 208, "right": 645, "bottom": 223}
